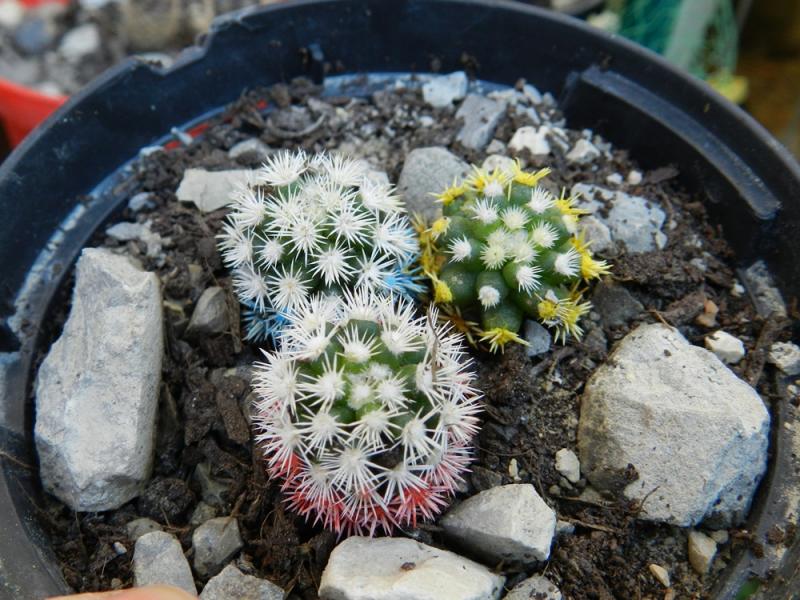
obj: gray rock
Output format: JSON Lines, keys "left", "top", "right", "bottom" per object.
{"left": 508, "top": 126, "right": 550, "bottom": 156}
{"left": 579, "top": 215, "right": 612, "bottom": 253}
{"left": 687, "top": 530, "right": 717, "bottom": 574}
{"left": 133, "top": 531, "right": 196, "bottom": 595}
{"left": 319, "top": 536, "right": 505, "bottom": 600}
{"left": 126, "top": 517, "right": 162, "bottom": 541}
{"left": 59, "top": 23, "right": 101, "bottom": 62}
{"left": 523, "top": 320, "right": 551, "bottom": 357}
{"left": 193, "top": 517, "right": 244, "bottom": 577}
{"left": 739, "top": 261, "right": 787, "bottom": 318}
{"left": 578, "top": 324, "right": 770, "bottom": 527}
{"left": 704, "top": 331, "right": 746, "bottom": 365}
{"left": 441, "top": 484, "right": 556, "bottom": 565}
{"left": 523, "top": 83, "right": 543, "bottom": 105}
{"left": 14, "top": 16, "right": 55, "bottom": 56}
{"left": 455, "top": 94, "right": 506, "bottom": 151}
{"left": 201, "top": 564, "right": 285, "bottom": 600}
{"left": 0, "top": 1, "right": 23, "bottom": 29}
{"left": 190, "top": 501, "right": 218, "bottom": 526}
{"left": 627, "top": 170, "right": 643, "bottom": 185}
{"left": 555, "top": 520, "right": 575, "bottom": 537}
{"left": 504, "top": 575, "right": 562, "bottom": 600}
{"left": 566, "top": 139, "right": 601, "bottom": 164}
{"left": 128, "top": 192, "right": 155, "bottom": 212}
{"left": 194, "top": 462, "right": 229, "bottom": 507}
{"left": 397, "top": 147, "right": 469, "bottom": 223}
{"left": 229, "top": 138, "right": 273, "bottom": 163}
{"left": 555, "top": 448, "right": 580, "bottom": 484}
{"left": 648, "top": 564, "right": 671, "bottom": 588}
{"left": 606, "top": 173, "right": 623, "bottom": 185}
{"left": 35, "top": 248, "right": 163, "bottom": 511}
{"left": 485, "top": 139, "right": 506, "bottom": 154}
{"left": 106, "top": 221, "right": 164, "bottom": 258}
{"left": 422, "top": 71, "right": 468, "bottom": 108}
{"left": 768, "top": 342, "right": 800, "bottom": 376}
{"left": 605, "top": 191, "right": 667, "bottom": 253}
{"left": 481, "top": 154, "right": 515, "bottom": 175}
{"left": 176, "top": 168, "right": 256, "bottom": 213}
{"left": 591, "top": 282, "right": 643, "bottom": 328}
{"left": 186, "top": 287, "right": 229, "bottom": 337}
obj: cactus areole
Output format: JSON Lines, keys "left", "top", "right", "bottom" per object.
{"left": 421, "top": 164, "right": 610, "bottom": 351}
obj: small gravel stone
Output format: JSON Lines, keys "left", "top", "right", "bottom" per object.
{"left": 606, "top": 191, "right": 667, "bottom": 253}
{"left": 523, "top": 320, "right": 551, "bottom": 357}
{"left": 710, "top": 530, "right": 730, "bottom": 545}
{"left": 319, "top": 536, "right": 505, "bottom": 600}
{"left": 768, "top": 342, "right": 800, "bottom": 376}
{"left": 606, "top": 173, "right": 623, "bottom": 185}
{"left": 687, "top": 530, "right": 717, "bottom": 574}
{"left": 59, "top": 23, "right": 101, "bottom": 62}
{"left": 200, "top": 564, "right": 285, "bottom": 600}
{"left": 648, "top": 564, "right": 671, "bottom": 587}
{"left": 14, "top": 16, "right": 55, "bottom": 55}
{"left": 627, "top": 170, "right": 643, "bottom": 185}
{"left": 704, "top": 331, "right": 746, "bottom": 364}
{"left": 228, "top": 138, "right": 273, "bottom": 163}
{"left": 441, "top": 484, "right": 556, "bottom": 565}
{"left": 397, "top": 147, "right": 469, "bottom": 223}
{"left": 555, "top": 520, "right": 575, "bottom": 537}
{"left": 591, "top": 282, "right": 643, "bottom": 328}
{"left": 504, "top": 575, "right": 562, "bottom": 600}
{"left": 0, "top": 0, "right": 23, "bottom": 29}
{"left": 128, "top": 192, "right": 155, "bottom": 212}
{"left": 422, "top": 71, "right": 468, "bottom": 108}
{"left": 566, "top": 138, "right": 601, "bottom": 164}
{"left": 126, "top": 518, "right": 162, "bottom": 542}
{"left": 193, "top": 517, "right": 244, "bottom": 578}
{"left": 455, "top": 94, "right": 506, "bottom": 151}
{"left": 186, "top": 287, "right": 229, "bottom": 337}
{"left": 133, "top": 531, "right": 196, "bottom": 595}
{"left": 176, "top": 169, "right": 256, "bottom": 213}
{"left": 485, "top": 139, "right": 506, "bottom": 154}
{"left": 481, "top": 154, "right": 515, "bottom": 174}
{"left": 522, "top": 83, "right": 543, "bottom": 104}
{"left": 739, "top": 261, "right": 787, "bottom": 318}
{"left": 190, "top": 501, "right": 218, "bottom": 526}
{"left": 555, "top": 448, "right": 580, "bottom": 483}
{"left": 579, "top": 215, "right": 612, "bottom": 253}
{"left": 193, "top": 462, "right": 230, "bottom": 507}
{"left": 508, "top": 126, "right": 550, "bottom": 156}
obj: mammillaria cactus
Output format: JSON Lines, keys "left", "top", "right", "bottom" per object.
{"left": 420, "top": 163, "right": 610, "bottom": 351}
{"left": 218, "top": 150, "right": 422, "bottom": 341}
{"left": 252, "top": 289, "right": 481, "bottom": 535}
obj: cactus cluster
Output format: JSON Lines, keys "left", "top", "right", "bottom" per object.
{"left": 252, "top": 290, "right": 481, "bottom": 535}
{"left": 421, "top": 163, "right": 610, "bottom": 351}
{"left": 218, "top": 150, "right": 422, "bottom": 342}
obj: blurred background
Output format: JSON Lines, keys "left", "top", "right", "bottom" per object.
{"left": 0, "top": 0, "right": 798, "bottom": 159}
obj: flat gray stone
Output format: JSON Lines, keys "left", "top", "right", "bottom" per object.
{"left": 35, "top": 248, "right": 163, "bottom": 511}
{"left": 566, "top": 138, "right": 601, "bottom": 164}
{"left": 768, "top": 342, "right": 800, "bottom": 376}
{"left": 578, "top": 324, "right": 770, "bottom": 527}
{"left": 229, "top": 138, "right": 273, "bottom": 163}
{"left": 200, "top": 564, "right": 285, "bottom": 600}
{"left": 523, "top": 320, "right": 551, "bottom": 357}
{"left": 176, "top": 168, "right": 256, "bottom": 213}
{"left": 397, "top": 147, "right": 469, "bottom": 223}
{"left": 591, "top": 282, "right": 643, "bottom": 328}
{"left": 186, "top": 286, "right": 229, "bottom": 337}
{"left": 555, "top": 448, "right": 580, "bottom": 484}
{"left": 739, "top": 261, "right": 787, "bottom": 318}
{"left": 504, "top": 575, "right": 562, "bottom": 600}
{"left": 319, "top": 536, "right": 505, "bottom": 600}
{"left": 441, "top": 484, "right": 556, "bottom": 565}
{"left": 193, "top": 516, "right": 244, "bottom": 578}
{"left": 126, "top": 517, "right": 162, "bottom": 541}
{"left": 133, "top": 531, "right": 196, "bottom": 595}
{"left": 455, "top": 94, "right": 506, "bottom": 151}
{"left": 481, "top": 154, "right": 515, "bottom": 175}
{"left": 422, "top": 71, "right": 468, "bottom": 108}
{"left": 190, "top": 501, "right": 218, "bottom": 526}
{"left": 579, "top": 215, "right": 612, "bottom": 253}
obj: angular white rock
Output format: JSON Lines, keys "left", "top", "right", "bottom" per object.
{"left": 508, "top": 126, "right": 550, "bottom": 156}
{"left": 455, "top": 94, "right": 507, "bottom": 150}
{"left": 35, "top": 248, "right": 163, "bottom": 511}
{"left": 648, "top": 564, "right": 670, "bottom": 587}
{"left": 523, "top": 320, "right": 551, "bottom": 357}
{"left": 627, "top": 170, "right": 643, "bottom": 185}
{"left": 768, "top": 342, "right": 800, "bottom": 376}
{"left": 176, "top": 168, "right": 256, "bottom": 212}
{"left": 319, "top": 536, "right": 504, "bottom": 600}
{"left": 422, "top": 71, "right": 469, "bottom": 108}
{"left": 59, "top": 23, "right": 101, "bottom": 62}
{"left": 578, "top": 324, "right": 770, "bottom": 526}
{"left": 704, "top": 331, "right": 746, "bottom": 364}
{"left": 687, "top": 530, "right": 717, "bottom": 574}
{"left": 397, "top": 147, "right": 470, "bottom": 223}
{"left": 133, "top": 531, "right": 196, "bottom": 595}
{"left": 228, "top": 138, "right": 273, "bottom": 163}
{"left": 186, "top": 286, "right": 229, "bottom": 337}
{"left": 440, "top": 484, "right": 556, "bottom": 565}
{"left": 481, "top": 154, "right": 516, "bottom": 175}
{"left": 200, "top": 564, "right": 285, "bottom": 600}
{"left": 566, "top": 139, "right": 601, "bottom": 164}
{"left": 555, "top": 448, "right": 580, "bottom": 484}
{"left": 579, "top": 215, "right": 612, "bottom": 253}
{"left": 504, "top": 575, "right": 562, "bottom": 600}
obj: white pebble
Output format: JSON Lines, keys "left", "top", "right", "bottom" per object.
{"left": 704, "top": 331, "right": 746, "bottom": 364}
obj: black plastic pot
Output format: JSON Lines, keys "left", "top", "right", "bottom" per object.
{"left": 0, "top": 1, "right": 798, "bottom": 598}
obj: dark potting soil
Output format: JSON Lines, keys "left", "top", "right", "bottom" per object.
{"left": 34, "top": 77, "right": 795, "bottom": 599}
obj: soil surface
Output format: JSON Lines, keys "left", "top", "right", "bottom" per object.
{"left": 34, "top": 77, "right": 793, "bottom": 599}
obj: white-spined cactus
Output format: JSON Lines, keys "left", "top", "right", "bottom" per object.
{"left": 252, "top": 289, "right": 481, "bottom": 535}
{"left": 218, "top": 150, "right": 422, "bottom": 342}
